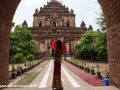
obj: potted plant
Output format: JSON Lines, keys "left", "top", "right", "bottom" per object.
{"left": 10, "top": 46, "right": 16, "bottom": 79}
{"left": 24, "top": 62, "right": 27, "bottom": 72}
{"left": 91, "top": 67, "right": 95, "bottom": 75}
{"left": 96, "top": 63, "right": 102, "bottom": 79}
{"left": 76, "top": 62, "right": 78, "bottom": 67}
{"left": 105, "top": 71, "right": 109, "bottom": 78}
{"left": 11, "top": 66, "right": 16, "bottom": 79}
{"left": 14, "top": 53, "right": 23, "bottom": 76}
{"left": 20, "top": 66, "right": 24, "bottom": 74}
{"left": 87, "top": 67, "right": 90, "bottom": 73}
{"left": 11, "top": 56, "right": 16, "bottom": 79}
{"left": 87, "top": 65, "right": 90, "bottom": 73}
{"left": 97, "top": 72, "right": 102, "bottom": 79}
{"left": 16, "top": 66, "right": 21, "bottom": 76}
{"left": 84, "top": 63, "right": 87, "bottom": 71}
{"left": 78, "top": 62, "right": 80, "bottom": 68}
{"left": 79, "top": 64, "right": 82, "bottom": 69}
{"left": 81, "top": 62, "right": 84, "bottom": 70}
{"left": 27, "top": 66, "right": 30, "bottom": 71}
{"left": 27, "top": 54, "right": 34, "bottom": 70}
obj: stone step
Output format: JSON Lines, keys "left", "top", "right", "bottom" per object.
{"left": 3, "top": 86, "right": 120, "bottom": 90}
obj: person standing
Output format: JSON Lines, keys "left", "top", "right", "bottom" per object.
{"left": 51, "top": 40, "right": 66, "bottom": 90}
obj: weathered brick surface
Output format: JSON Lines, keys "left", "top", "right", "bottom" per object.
{"left": 98, "top": 0, "right": 120, "bottom": 88}
{"left": 0, "top": 0, "right": 120, "bottom": 89}
{"left": 0, "top": 0, "right": 21, "bottom": 89}
{"left": 0, "top": 24, "right": 10, "bottom": 87}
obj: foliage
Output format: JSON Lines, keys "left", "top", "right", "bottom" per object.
{"left": 14, "top": 53, "right": 24, "bottom": 63}
{"left": 95, "top": 9, "right": 107, "bottom": 60}
{"left": 96, "top": 10, "right": 106, "bottom": 31}
{"left": 11, "top": 22, "right": 15, "bottom": 30}
{"left": 93, "top": 31, "right": 107, "bottom": 59}
{"left": 74, "top": 30, "right": 107, "bottom": 61}
{"left": 10, "top": 25, "right": 38, "bottom": 63}
{"left": 75, "top": 9, "right": 107, "bottom": 61}
{"left": 11, "top": 22, "right": 15, "bottom": 27}
{"left": 75, "top": 30, "right": 95, "bottom": 60}
{"left": 26, "top": 54, "right": 34, "bottom": 62}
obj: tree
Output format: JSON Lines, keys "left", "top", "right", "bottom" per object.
{"left": 96, "top": 9, "right": 107, "bottom": 60}
{"left": 26, "top": 54, "right": 34, "bottom": 67}
{"left": 14, "top": 53, "right": 24, "bottom": 64}
{"left": 10, "top": 25, "right": 38, "bottom": 63}
{"left": 96, "top": 9, "right": 106, "bottom": 31}
{"left": 75, "top": 30, "right": 95, "bottom": 60}
{"left": 74, "top": 30, "right": 108, "bottom": 61}
{"left": 93, "top": 31, "right": 107, "bottom": 60}
{"left": 11, "top": 22, "right": 15, "bottom": 27}
{"left": 75, "top": 9, "right": 107, "bottom": 61}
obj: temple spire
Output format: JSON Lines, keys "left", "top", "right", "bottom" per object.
{"left": 51, "top": 0, "right": 57, "bottom": 2}
{"left": 88, "top": 25, "right": 93, "bottom": 30}
{"left": 22, "top": 20, "right": 28, "bottom": 27}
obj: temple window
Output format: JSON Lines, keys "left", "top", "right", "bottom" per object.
{"left": 39, "top": 22, "right": 42, "bottom": 27}
{"left": 66, "top": 21, "right": 70, "bottom": 27}
{"left": 53, "top": 21, "right": 56, "bottom": 27}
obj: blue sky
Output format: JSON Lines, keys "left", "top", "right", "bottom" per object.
{"left": 13, "top": 0, "right": 101, "bottom": 30}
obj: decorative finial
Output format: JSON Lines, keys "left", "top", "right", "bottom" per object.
{"left": 71, "top": 9, "right": 74, "bottom": 13}
{"left": 51, "top": 0, "right": 57, "bottom": 2}
{"left": 80, "top": 21, "right": 86, "bottom": 27}
{"left": 88, "top": 25, "right": 93, "bottom": 30}
{"left": 22, "top": 20, "right": 28, "bottom": 27}
{"left": 80, "top": 21, "right": 87, "bottom": 30}
{"left": 35, "top": 8, "right": 38, "bottom": 14}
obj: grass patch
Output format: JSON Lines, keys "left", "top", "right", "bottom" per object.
{"left": 14, "top": 68, "right": 43, "bottom": 85}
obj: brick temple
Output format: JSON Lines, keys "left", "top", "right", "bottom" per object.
{"left": 22, "top": 0, "right": 93, "bottom": 58}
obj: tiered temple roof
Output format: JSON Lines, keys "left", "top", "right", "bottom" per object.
{"left": 23, "top": 0, "right": 93, "bottom": 58}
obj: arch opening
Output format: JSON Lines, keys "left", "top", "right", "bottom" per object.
{"left": 0, "top": 0, "right": 120, "bottom": 88}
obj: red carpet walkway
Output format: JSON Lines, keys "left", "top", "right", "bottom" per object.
{"left": 63, "top": 61, "right": 104, "bottom": 86}
{"left": 39, "top": 60, "right": 49, "bottom": 67}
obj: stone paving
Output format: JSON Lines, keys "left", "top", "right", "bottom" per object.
{"left": 3, "top": 60, "right": 120, "bottom": 90}
{"left": 30, "top": 60, "right": 90, "bottom": 88}
{"left": 63, "top": 61, "right": 104, "bottom": 86}
{"left": 8, "top": 60, "right": 49, "bottom": 85}
{"left": 3, "top": 86, "right": 120, "bottom": 90}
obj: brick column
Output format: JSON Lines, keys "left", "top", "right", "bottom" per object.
{"left": 0, "top": 0, "right": 21, "bottom": 88}
{"left": 0, "top": 24, "right": 10, "bottom": 86}
{"left": 98, "top": 0, "right": 120, "bottom": 88}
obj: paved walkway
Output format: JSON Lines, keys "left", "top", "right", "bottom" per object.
{"left": 8, "top": 60, "right": 49, "bottom": 86}
{"left": 30, "top": 60, "right": 90, "bottom": 89}
{"left": 3, "top": 60, "right": 120, "bottom": 90}
{"left": 63, "top": 61, "right": 104, "bottom": 86}
{"left": 3, "top": 86, "right": 120, "bottom": 90}
{"left": 4, "top": 60, "right": 90, "bottom": 90}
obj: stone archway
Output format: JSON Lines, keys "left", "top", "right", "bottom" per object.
{"left": 0, "top": 0, "right": 120, "bottom": 88}
{"left": 0, "top": 0, "right": 21, "bottom": 86}
{"left": 98, "top": 0, "right": 120, "bottom": 88}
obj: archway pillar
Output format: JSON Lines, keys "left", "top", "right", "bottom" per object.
{"left": 98, "top": 0, "right": 120, "bottom": 88}
{"left": 0, "top": 0, "right": 21, "bottom": 86}
{"left": 106, "top": 24, "right": 120, "bottom": 88}
{"left": 0, "top": 24, "right": 10, "bottom": 86}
